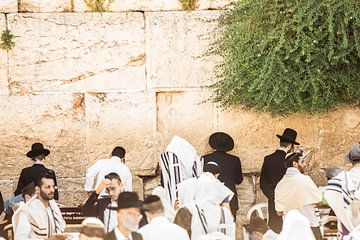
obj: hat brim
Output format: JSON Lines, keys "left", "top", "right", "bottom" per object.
{"left": 26, "top": 149, "right": 50, "bottom": 158}
{"left": 209, "top": 133, "right": 234, "bottom": 152}
{"left": 276, "top": 135, "right": 300, "bottom": 145}
{"left": 108, "top": 200, "right": 143, "bottom": 211}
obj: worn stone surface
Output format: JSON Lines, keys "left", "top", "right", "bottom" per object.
{"left": 19, "top": 0, "right": 72, "bottom": 12}
{"left": 156, "top": 90, "right": 216, "bottom": 156}
{"left": 132, "top": 176, "right": 144, "bottom": 200}
{"left": 0, "top": 0, "right": 17, "bottom": 13}
{"left": 85, "top": 92, "right": 157, "bottom": 176}
{"left": 0, "top": 180, "right": 15, "bottom": 201}
{"left": 7, "top": 13, "right": 146, "bottom": 94}
{"left": 0, "top": 15, "right": 8, "bottom": 96}
{"left": 217, "top": 108, "right": 321, "bottom": 172}
{"left": 0, "top": 94, "right": 86, "bottom": 180}
{"left": 143, "top": 175, "right": 161, "bottom": 197}
{"left": 319, "top": 108, "right": 360, "bottom": 170}
{"left": 73, "top": 0, "right": 235, "bottom": 12}
{"left": 57, "top": 178, "right": 87, "bottom": 206}
{"left": 146, "top": 11, "right": 222, "bottom": 89}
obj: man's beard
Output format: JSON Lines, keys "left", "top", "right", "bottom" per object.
{"left": 39, "top": 190, "right": 54, "bottom": 201}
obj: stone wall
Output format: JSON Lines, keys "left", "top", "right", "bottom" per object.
{"left": 1, "top": 1, "right": 360, "bottom": 239}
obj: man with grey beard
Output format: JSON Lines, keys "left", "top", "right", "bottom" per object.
{"left": 13, "top": 172, "right": 65, "bottom": 240}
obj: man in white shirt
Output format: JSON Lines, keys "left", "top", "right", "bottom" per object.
{"left": 275, "top": 151, "right": 322, "bottom": 240}
{"left": 13, "top": 172, "right": 66, "bottom": 239}
{"left": 85, "top": 147, "right": 132, "bottom": 194}
{"left": 138, "top": 195, "right": 189, "bottom": 240}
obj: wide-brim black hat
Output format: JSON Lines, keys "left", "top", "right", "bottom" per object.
{"left": 209, "top": 132, "right": 234, "bottom": 152}
{"left": 276, "top": 128, "right": 300, "bottom": 145}
{"left": 108, "top": 191, "right": 143, "bottom": 210}
{"left": 26, "top": 143, "right": 50, "bottom": 158}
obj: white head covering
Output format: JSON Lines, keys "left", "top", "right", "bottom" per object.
{"left": 198, "top": 232, "right": 231, "bottom": 240}
{"left": 152, "top": 186, "right": 176, "bottom": 221}
{"left": 278, "top": 210, "right": 315, "bottom": 240}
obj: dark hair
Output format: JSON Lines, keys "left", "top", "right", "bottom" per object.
{"left": 81, "top": 226, "right": 105, "bottom": 238}
{"left": 280, "top": 142, "right": 293, "bottom": 148}
{"left": 284, "top": 152, "right": 303, "bottom": 168}
{"left": 22, "top": 182, "right": 36, "bottom": 199}
{"left": 143, "top": 195, "right": 164, "bottom": 214}
{"left": 203, "top": 162, "right": 221, "bottom": 175}
{"left": 104, "top": 172, "right": 122, "bottom": 182}
{"left": 34, "top": 171, "right": 55, "bottom": 187}
{"left": 111, "top": 147, "right": 125, "bottom": 158}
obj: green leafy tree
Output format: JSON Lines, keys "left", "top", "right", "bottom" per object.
{"left": 212, "top": 0, "right": 360, "bottom": 115}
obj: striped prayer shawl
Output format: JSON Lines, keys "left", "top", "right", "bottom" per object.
{"left": 326, "top": 172, "right": 354, "bottom": 208}
{"left": 13, "top": 198, "right": 65, "bottom": 238}
{"left": 160, "top": 151, "right": 203, "bottom": 207}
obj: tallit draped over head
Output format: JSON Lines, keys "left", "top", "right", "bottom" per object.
{"left": 277, "top": 210, "right": 315, "bottom": 240}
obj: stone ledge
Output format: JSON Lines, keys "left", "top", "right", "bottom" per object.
{"left": 0, "top": 0, "right": 17, "bottom": 13}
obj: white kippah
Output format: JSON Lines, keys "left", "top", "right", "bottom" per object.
{"left": 206, "top": 161, "right": 219, "bottom": 167}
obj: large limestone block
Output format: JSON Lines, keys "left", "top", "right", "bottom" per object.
{"left": 19, "top": 0, "right": 72, "bottom": 12}
{"left": 57, "top": 178, "right": 88, "bottom": 205}
{"left": 0, "top": 0, "right": 17, "bottom": 13}
{"left": 156, "top": 90, "right": 216, "bottom": 157}
{"left": 319, "top": 108, "right": 360, "bottom": 169}
{"left": 217, "top": 108, "right": 320, "bottom": 172}
{"left": 85, "top": 92, "right": 157, "bottom": 176}
{"left": 0, "top": 94, "right": 86, "bottom": 180}
{"left": 0, "top": 15, "right": 8, "bottom": 95}
{"left": 0, "top": 180, "right": 15, "bottom": 201}
{"left": 146, "top": 11, "right": 222, "bottom": 89}
{"left": 7, "top": 13, "right": 145, "bottom": 94}
{"left": 73, "top": 0, "right": 235, "bottom": 12}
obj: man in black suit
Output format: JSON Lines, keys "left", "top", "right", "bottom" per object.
{"left": 260, "top": 128, "right": 299, "bottom": 233}
{"left": 203, "top": 132, "right": 243, "bottom": 220}
{"left": 14, "top": 143, "right": 58, "bottom": 200}
{"left": 105, "top": 192, "right": 143, "bottom": 240}
{"left": 83, "top": 172, "right": 124, "bottom": 233}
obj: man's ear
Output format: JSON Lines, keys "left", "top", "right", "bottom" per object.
{"left": 35, "top": 186, "right": 40, "bottom": 193}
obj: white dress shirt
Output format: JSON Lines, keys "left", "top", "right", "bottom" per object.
{"left": 84, "top": 156, "right": 132, "bottom": 193}
{"left": 115, "top": 227, "right": 132, "bottom": 240}
{"left": 104, "top": 200, "right": 118, "bottom": 232}
{"left": 138, "top": 216, "right": 190, "bottom": 240}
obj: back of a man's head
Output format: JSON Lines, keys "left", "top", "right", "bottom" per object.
{"left": 143, "top": 195, "right": 164, "bottom": 215}
{"left": 203, "top": 162, "right": 221, "bottom": 176}
{"left": 22, "top": 182, "right": 36, "bottom": 201}
{"left": 111, "top": 146, "right": 126, "bottom": 159}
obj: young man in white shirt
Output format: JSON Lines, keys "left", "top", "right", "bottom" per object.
{"left": 85, "top": 147, "right": 132, "bottom": 194}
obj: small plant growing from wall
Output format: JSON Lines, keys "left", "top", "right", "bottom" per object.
{"left": 84, "top": 0, "right": 114, "bottom": 12}
{"left": 179, "top": 0, "right": 198, "bottom": 11}
{"left": 0, "top": 29, "right": 15, "bottom": 50}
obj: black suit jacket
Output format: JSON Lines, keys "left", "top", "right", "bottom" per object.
{"left": 82, "top": 191, "right": 111, "bottom": 223}
{"left": 203, "top": 151, "right": 243, "bottom": 211}
{"left": 260, "top": 149, "right": 287, "bottom": 200}
{"left": 14, "top": 164, "right": 59, "bottom": 200}
{"left": 105, "top": 229, "right": 143, "bottom": 240}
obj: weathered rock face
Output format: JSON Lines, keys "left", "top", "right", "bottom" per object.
{"left": 1, "top": 2, "right": 360, "bottom": 239}
{"left": 0, "top": 0, "right": 17, "bottom": 13}
{"left": 7, "top": 13, "right": 146, "bottom": 95}
{"left": 19, "top": 0, "right": 72, "bottom": 12}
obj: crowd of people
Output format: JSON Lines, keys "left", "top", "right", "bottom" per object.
{"left": 0, "top": 129, "right": 359, "bottom": 240}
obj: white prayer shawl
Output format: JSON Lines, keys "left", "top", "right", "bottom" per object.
{"left": 177, "top": 177, "right": 197, "bottom": 209}
{"left": 160, "top": 136, "right": 204, "bottom": 207}
{"left": 13, "top": 198, "right": 65, "bottom": 238}
{"left": 344, "top": 224, "right": 360, "bottom": 240}
{"left": 277, "top": 210, "right": 315, "bottom": 240}
{"left": 152, "top": 186, "right": 176, "bottom": 221}
{"left": 324, "top": 166, "right": 360, "bottom": 232}
{"left": 191, "top": 173, "right": 235, "bottom": 240}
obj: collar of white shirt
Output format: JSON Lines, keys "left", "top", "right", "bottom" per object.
{"left": 114, "top": 227, "right": 132, "bottom": 240}
{"left": 149, "top": 215, "right": 168, "bottom": 224}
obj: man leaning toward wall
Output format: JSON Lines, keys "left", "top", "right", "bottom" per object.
{"left": 260, "top": 128, "right": 299, "bottom": 233}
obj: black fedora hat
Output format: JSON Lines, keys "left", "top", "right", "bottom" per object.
{"left": 109, "top": 191, "right": 142, "bottom": 211}
{"left": 276, "top": 128, "right": 300, "bottom": 145}
{"left": 209, "top": 132, "right": 234, "bottom": 152}
{"left": 26, "top": 143, "right": 50, "bottom": 158}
